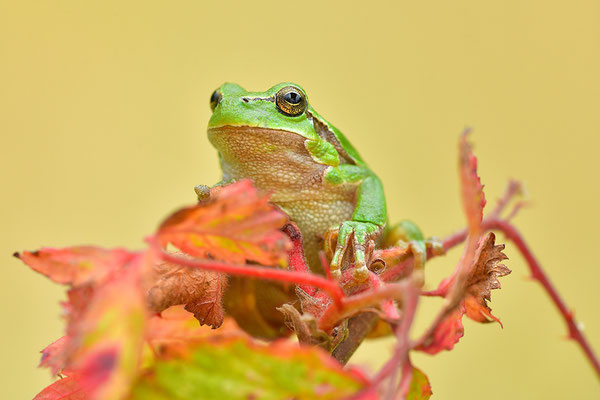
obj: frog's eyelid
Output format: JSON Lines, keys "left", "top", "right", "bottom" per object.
{"left": 241, "top": 96, "right": 275, "bottom": 103}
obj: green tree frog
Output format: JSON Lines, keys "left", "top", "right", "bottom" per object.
{"left": 205, "top": 82, "right": 423, "bottom": 282}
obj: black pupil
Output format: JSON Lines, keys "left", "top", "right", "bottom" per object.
{"left": 210, "top": 91, "right": 220, "bottom": 105}
{"left": 284, "top": 91, "right": 301, "bottom": 104}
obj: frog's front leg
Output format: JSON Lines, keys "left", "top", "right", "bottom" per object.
{"left": 329, "top": 220, "right": 382, "bottom": 281}
{"left": 325, "top": 166, "right": 387, "bottom": 282}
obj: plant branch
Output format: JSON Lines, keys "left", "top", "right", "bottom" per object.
{"left": 329, "top": 224, "right": 473, "bottom": 366}
{"left": 412, "top": 224, "right": 480, "bottom": 351}
{"left": 331, "top": 312, "right": 380, "bottom": 365}
{"left": 369, "top": 272, "right": 400, "bottom": 320}
{"left": 148, "top": 238, "right": 345, "bottom": 307}
{"left": 317, "top": 282, "right": 408, "bottom": 333}
{"left": 370, "top": 283, "right": 419, "bottom": 400}
{"left": 413, "top": 217, "right": 600, "bottom": 378}
{"left": 485, "top": 218, "right": 600, "bottom": 378}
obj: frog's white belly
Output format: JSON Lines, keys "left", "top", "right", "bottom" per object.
{"left": 208, "top": 126, "right": 358, "bottom": 273}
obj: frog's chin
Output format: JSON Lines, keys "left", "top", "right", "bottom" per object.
{"left": 207, "top": 125, "right": 307, "bottom": 158}
{"left": 207, "top": 125, "right": 320, "bottom": 184}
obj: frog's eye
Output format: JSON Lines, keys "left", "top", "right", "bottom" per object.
{"left": 275, "top": 86, "right": 307, "bottom": 117}
{"left": 210, "top": 90, "right": 222, "bottom": 111}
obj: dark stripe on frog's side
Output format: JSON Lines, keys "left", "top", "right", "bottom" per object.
{"left": 306, "top": 110, "right": 356, "bottom": 166}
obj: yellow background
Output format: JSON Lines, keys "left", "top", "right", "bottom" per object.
{"left": 1, "top": 1, "right": 599, "bottom": 398}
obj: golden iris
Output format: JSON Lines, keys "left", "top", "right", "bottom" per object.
{"left": 275, "top": 86, "right": 307, "bottom": 116}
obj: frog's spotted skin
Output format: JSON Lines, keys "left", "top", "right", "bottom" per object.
{"left": 207, "top": 82, "right": 387, "bottom": 279}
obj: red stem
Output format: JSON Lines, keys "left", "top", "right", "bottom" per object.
{"left": 426, "top": 218, "right": 600, "bottom": 378}
{"left": 380, "top": 231, "right": 466, "bottom": 283}
{"left": 369, "top": 273, "right": 399, "bottom": 320}
{"left": 149, "top": 239, "right": 345, "bottom": 308}
{"left": 485, "top": 218, "right": 600, "bottom": 378}
{"left": 371, "top": 284, "right": 418, "bottom": 400}
{"left": 317, "top": 283, "right": 407, "bottom": 333}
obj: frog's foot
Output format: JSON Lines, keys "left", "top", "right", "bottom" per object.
{"left": 384, "top": 220, "right": 444, "bottom": 284}
{"left": 426, "top": 236, "right": 445, "bottom": 257}
{"left": 394, "top": 238, "right": 426, "bottom": 284}
{"left": 194, "top": 179, "right": 239, "bottom": 202}
{"left": 329, "top": 221, "right": 382, "bottom": 283}
{"left": 392, "top": 237, "right": 444, "bottom": 284}
{"left": 194, "top": 184, "right": 211, "bottom": 202}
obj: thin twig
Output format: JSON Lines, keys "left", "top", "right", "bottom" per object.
{"left": 505, "top": 200, "right": 528, "bottom": 221}
{"left": 490, "top": 180, "right": 522, "bottom": 218}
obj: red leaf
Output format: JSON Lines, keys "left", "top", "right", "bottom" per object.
{"left": 459, "top": 131, "right": 486, "bottom": 236}
{"left": 33, "top": 374, "right": 87, "bottom": 400}
{"left": 156, "top": 180, "right": 290, "bottom": 266}
{"left": 75, "top": 346, "right": 119, "bottom": 397}
{"left": 40, "top": 336, "right": 69, "bottom": 376}
{"left": 66, "top": 259, "right": 147, "bottom": 400}
{"left": 22, "top": 247, "right": 141, "bottom": 381}
{"left": 32, "top": 252, "right": 147, "bottom": 400}
{"left": 16, "top": 247, "right": 134, "bottom": 286}
{"left": 416, "top": 305, "right": 465, "bottom": 354}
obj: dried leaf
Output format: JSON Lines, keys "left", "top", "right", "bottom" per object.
{"left": 146, "top": 260, "right": 227, "bottom": 328}
{"left": 463, "top": 232, "right": 511, "bottom": 324}
{"left": 157, "top": 180, "right": 290, "bottom": 266}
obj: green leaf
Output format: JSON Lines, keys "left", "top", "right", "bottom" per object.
{"left": 130, "top": 338, "right": 367, "bottom": 400}
{"left": 407, "top": 367, "right": 432, "bottom": 400}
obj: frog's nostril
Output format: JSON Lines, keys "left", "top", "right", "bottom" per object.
{"left": 210, "top": 90, "right": 222, "bottom": 111}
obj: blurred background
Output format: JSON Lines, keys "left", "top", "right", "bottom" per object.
{"left": 1, "top": 1, "right": 599, "bottom": 398}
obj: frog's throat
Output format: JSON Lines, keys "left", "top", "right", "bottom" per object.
{"left": 207, "top": 125, "right": 308, "bottom": 156}
{"left": 207, "top": 124, "right": 316, "bottom": 177}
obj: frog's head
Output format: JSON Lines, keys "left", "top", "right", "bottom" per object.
{"left": 207, "top": 82, "right": 319, "bottom": 141}
{"left": 207, "top": 82, "right": 362, "bottom": 171}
